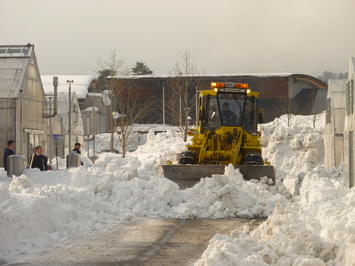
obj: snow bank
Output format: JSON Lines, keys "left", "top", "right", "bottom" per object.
{"left": 261, "top": 113, "right": 325, "bottom": 197}
{"left": 196, "top": 113, "right": 355, "bottom": 266}
{"left": 262, "top": 113, "right": 325, "bottom": 181}
{"left": 90, "top": 132, "right": 147, "bottom": 153}
{"left": 0, "top": 130, "right": 285, "bottom": 262}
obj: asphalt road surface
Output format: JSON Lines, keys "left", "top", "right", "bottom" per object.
{"left": 8, "top": 218, "right": 262, "bottom": 266}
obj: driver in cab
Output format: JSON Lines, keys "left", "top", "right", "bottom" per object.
{"left": 221, "top": 102, "right": 237, "bottom": 126}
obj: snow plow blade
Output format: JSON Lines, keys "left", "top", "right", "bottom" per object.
{"left": 162, "top": 164, "right": 275, "bottom": 188}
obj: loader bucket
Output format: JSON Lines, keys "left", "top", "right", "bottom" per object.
{"left": 162, "top": 164, "right": 275, "bottom": 189}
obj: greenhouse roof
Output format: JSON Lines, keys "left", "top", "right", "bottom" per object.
{"left": 0, "top": 45, "right": 35, "bottom": 98}
{"left": 0, "top": 45, "right": 32, "bottom": 58}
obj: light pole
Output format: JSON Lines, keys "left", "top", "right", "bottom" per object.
{"left": 179, "top": 88, "right": 182, "bottom": 126}
{"left": 67, "top": 80, "right": 74, "bottom": 154}
{"left": 92, "top": 108, "right": 96, "bottom": 158}
{"left": 86, "top": 114, "right": 91, "bottom": 157}
{"left": 162, "top": 85, "right": 165, "bottom": 127}
{"left": 111, "top": 111, "right": 119, "bottom": 151}
{"left": 195, "top": 85, "right": 198, "bottom": 123}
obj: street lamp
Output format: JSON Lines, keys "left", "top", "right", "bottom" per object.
{"left": 67, "top": 80, "right": 74, "bottom": 153}
{"left": 111, "top": 111, "right": 119, "bottom": 151}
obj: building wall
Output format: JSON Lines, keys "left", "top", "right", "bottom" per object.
{"left": 112, "top": 74, "right": 326, "bottom": 124}
{"left": 15, "top": 54, "right": 47, "bottom": 165}
{"left": 46, "top": 94, "right": 84, "bottom": 160}
{"left": 0, "top": 99, "right": 16, "bottom": 167}
{"left": 79, "top": 95, "right": 111, "bottom": 134}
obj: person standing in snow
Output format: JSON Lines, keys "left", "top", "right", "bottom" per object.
{"left": 72, "top": 143, "right": 84, "bottom": 166}
{"left": 30, "top": 146, "right": 48, "bottom": 171}
{"left": 3, "top": 140, "right": 15, "bottom": 172}
{"left": 72, "top": 143, "right": 81, "bottom": 155}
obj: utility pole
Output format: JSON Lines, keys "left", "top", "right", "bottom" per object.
{"left": 111, "top": 111, "right": 119, "bottom": 151}
{"left": 19, "top": 89, "right": 23, "bottom": 156}
{"left": 92, "top": 108, "right": 96, "bottom": 157}
{"left": 162, "top": 85, "right": 165, "bottom": 126}
{"left": 111, "top": 112, "right": 114, "bottom": 151}
{"left": 195, "top": 85, "right": 198, "bottom": 122}
{"left": 67, "top": 80, "right": 74, "bottom": 154}
{"left": 179, "top": 88, "right": 182, "bottom": 126}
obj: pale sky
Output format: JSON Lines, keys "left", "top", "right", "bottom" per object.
{"left": 1, "top": 0, "right": 355, "bottom": 76}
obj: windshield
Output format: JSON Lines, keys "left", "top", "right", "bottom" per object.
{"left": 218, "top": 93, "right": 245, "bottom": 126}
{"left": 203, "top": 93, "right": 257, "bottom": 133}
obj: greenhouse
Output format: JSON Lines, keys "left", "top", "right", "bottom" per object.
{"left": 0, "top": 44, "right": 48, "bottom": 166}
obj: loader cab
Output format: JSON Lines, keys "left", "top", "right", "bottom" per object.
{"left": 200, "top": 82, "right": 258, "bottom": 134}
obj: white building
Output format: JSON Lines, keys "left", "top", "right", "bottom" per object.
{"left": 344, "top": 57, "right": 355, "bottom": 188}
{"left": 42, "top": 76, "right": 85, "bottom": 159}
{"left": 42, "top": 75, "right": 112, "bottom": 135}
{"left": 324, "top": 79, "right": 346, "bottom": 170}
{"left": 41, "top": 75, "right": 94, "bottom": 100}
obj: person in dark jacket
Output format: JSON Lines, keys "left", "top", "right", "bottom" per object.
{"left": 3, "top": 140, "right": 15, "bottom": 171}
{"left": 221, "top": 102, "right": 238, "bottom": 126}
{"left": 72, "top": 143, "right": 81, "bottom": 154}
{"left": 30, "top": 146, "right": 48, "bottom": 171}
{"left": 72, "top": 143, "right": 84, "bottom": 166}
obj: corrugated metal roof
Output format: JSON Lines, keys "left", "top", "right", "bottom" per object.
{"left": 0, "top": 57, "right": 29, "bottom": 98}
{"left": 113, "top": 73, "right": 294, "bottom": 80}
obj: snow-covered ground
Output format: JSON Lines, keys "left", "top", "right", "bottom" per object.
{"left": 195, "top": 114, "right": 355, "bottom": 266}
{"left": 0, "top": 130, "right": 285, "bottom": 263}
{"left": 1, "top": 113, "right": 352, "bottom": 265}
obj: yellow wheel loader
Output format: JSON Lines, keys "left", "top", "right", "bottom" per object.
{"left": 162, "top": 82, "right": 275, "bottom": 188}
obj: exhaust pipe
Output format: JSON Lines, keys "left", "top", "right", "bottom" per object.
{"left": 43, "top": 76, "right": 58, "bottom": 118}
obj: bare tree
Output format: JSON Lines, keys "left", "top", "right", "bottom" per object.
{"left": 95, "top": 50, "right": 123, "bottom": 93}
{"left": 108, "top": 79, "right": 154, "bottom": 157}
{"left": 96, "top": 51, "right": 125, "bottom": 151}
{"left": 166, "top": 51, "right": 200, "bottom": 141}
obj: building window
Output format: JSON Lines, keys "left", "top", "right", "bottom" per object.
{"left": 326, "top": 98, "right": 331, "bottom": 124}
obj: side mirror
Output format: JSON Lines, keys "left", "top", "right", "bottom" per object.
{"left": 258, "top": 112, "right": 264, "bottom": 124}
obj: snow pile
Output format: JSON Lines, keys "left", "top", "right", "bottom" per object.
{"left": 195, "top": 169, "right": 354, "bottom": 266}
{"left": 0, "top": 130, "right": 284, "bottom": 262}
{"left": 195, "top": 114, "right": 355, "bottom": 266}
{"left": 262, "top": 113, "right": 325, "bottom": 195}
{"left": 173, "top": 166, "right": 286, "bottom": 219}
{"left": 262, "top": 113, "right": 325, "bottom": 179}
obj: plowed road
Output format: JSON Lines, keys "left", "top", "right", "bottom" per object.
{"left": 9, "top": 218, "right": 262, "bottom": 266}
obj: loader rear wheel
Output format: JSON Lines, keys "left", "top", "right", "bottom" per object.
{"left": 243, "top": 153, "right": 264, "bottom": 165}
